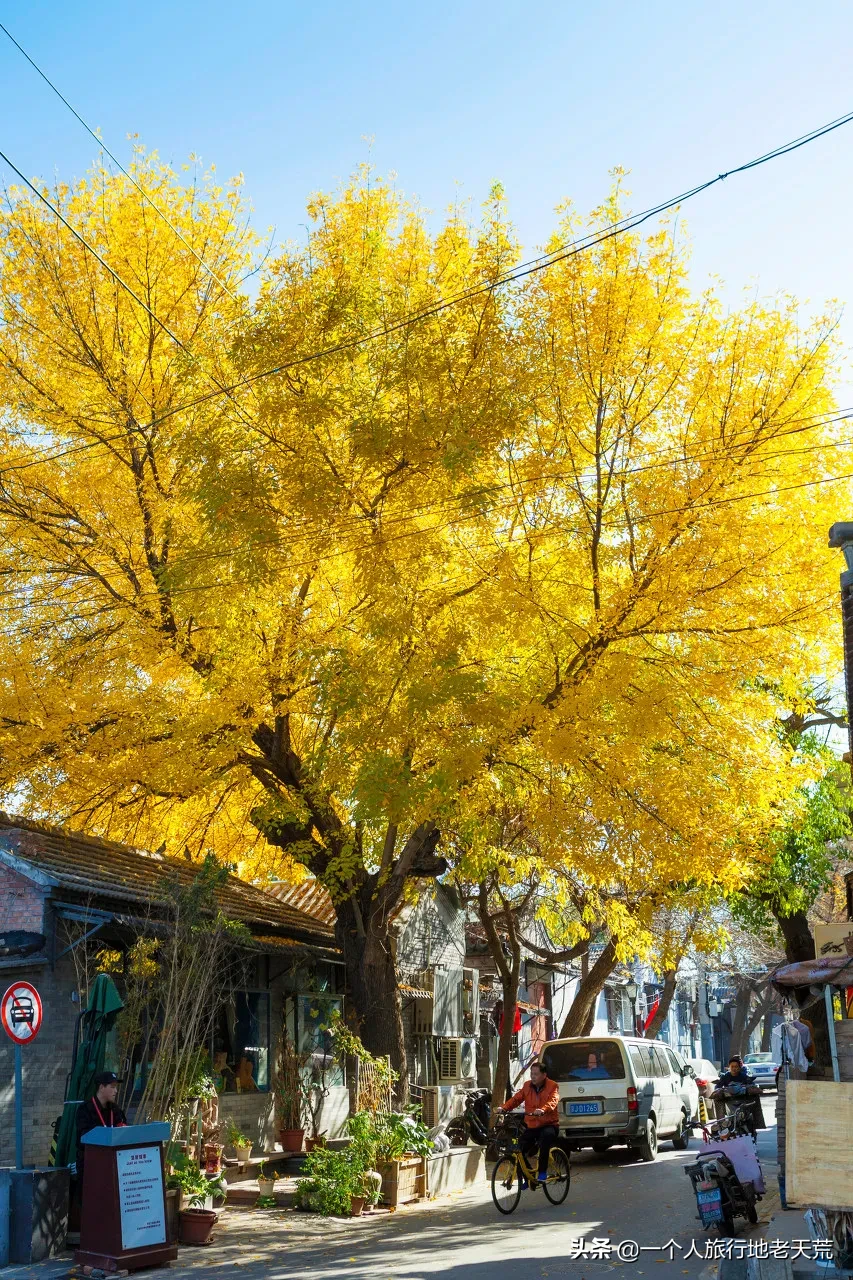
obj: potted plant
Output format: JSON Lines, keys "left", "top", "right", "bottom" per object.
{"left": 303, "top": 1039, "right": 331, "bottom": 1152}
{"left": 273, "top": 1034, "right": 309, "bottom": 1152}
{"left": 202, "top": 1114, "right": 223, "bottom": 1174}
{"left": 257, "top": 1162, "right": 279, "bottom": 1198}
{"left": 344, "top": 1112, "right": 384, "bottom": 1212}
{"left": 223, "top": 1117, "right": 252, "bottom": 1167}
{"left": 294, "top": 1146, "right": 366, "bottom": 1217}
{"left": 168, "top": 1153, "right": 225, "bottom": 1245}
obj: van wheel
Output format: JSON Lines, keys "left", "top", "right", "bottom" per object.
{"left": 637, "top": 1119, "right": 658, "bottom": 1162}
{"left": 671, "top": 1116, "right": 689, "bottom": 1150}
{"left": 591, "top": 1140, "right": 611, "bottom": 1154}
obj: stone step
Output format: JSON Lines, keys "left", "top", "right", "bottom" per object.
{"left": 221, "top": 1153, "right": 307, "bottom": 1184}
{"left": 224, "top": 1174, "right": 300, "bottom": 1207}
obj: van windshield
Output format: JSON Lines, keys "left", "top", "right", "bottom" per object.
{"left": 541, "top": 1041, "right": 626, "bottom": 1081}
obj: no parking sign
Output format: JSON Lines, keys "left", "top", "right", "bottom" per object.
{"left": 1, "top": 980, "right": 43, "bottom": 1044}
{"left": 2, "top": 980, "right": 43, "bottom": 1168}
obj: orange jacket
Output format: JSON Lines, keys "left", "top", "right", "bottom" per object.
{"left": 500, "top": 1077, "right": 560, "bottom": 1129}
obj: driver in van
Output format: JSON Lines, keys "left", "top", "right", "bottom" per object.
{"left": 575, "top": 1051, "right": 610, "bottom": 1079}
{"left": 496, "top": 1061, "right": 560, "bottom": 1184}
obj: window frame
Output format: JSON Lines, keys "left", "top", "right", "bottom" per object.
{"left": 213, "top": 987, "right": 272, "bottom": 1094}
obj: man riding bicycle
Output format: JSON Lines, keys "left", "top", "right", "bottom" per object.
{"left": 496, "top": 1060, "right": 560, "bottom": 1183}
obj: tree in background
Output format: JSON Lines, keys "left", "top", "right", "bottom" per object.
{"left": 732, "top": 737, "right": 851, "bottom": 962}
{"left": 0, "top": 161, "right": 848, "bottom": 1079}
{"left": 730, "top": 708, "right": 852, "bottom": 1069}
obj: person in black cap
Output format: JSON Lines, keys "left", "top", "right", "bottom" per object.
{"left": 75, "top": 1071, "right": 127, "bottom": 1174}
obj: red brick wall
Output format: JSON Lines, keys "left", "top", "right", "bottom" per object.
{"left": 0, "top": 863, "right": 46, "bottom": 933}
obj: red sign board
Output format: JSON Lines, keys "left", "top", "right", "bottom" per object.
{"left": 1, "top": 980, "right": 43, "bottom": 1044}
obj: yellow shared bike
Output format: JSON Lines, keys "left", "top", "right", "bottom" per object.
{"left": 490, "top": 1114, "right": 571, "bottom": 1215}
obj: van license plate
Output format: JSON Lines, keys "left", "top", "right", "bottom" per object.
{"left": 567, "top": 1101, "right": 602, "bottom": 1115}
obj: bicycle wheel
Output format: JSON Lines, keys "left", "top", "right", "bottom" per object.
{"left": 543, "top": 1147, "right": 571, "bottom": 1205}
{"left": 491, "top": 1156, "right": 522, "bottom": 1214}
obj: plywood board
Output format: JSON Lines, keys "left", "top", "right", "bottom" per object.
{"left": 786, "top": 1080, "right": 853, "bottom": 1209}
{"left": 814, "top": 923, "right": 853, "bottom": 960}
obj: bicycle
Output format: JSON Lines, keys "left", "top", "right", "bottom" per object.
{"left": 490, "top": 1115, "right": 571, "bottom": 1215}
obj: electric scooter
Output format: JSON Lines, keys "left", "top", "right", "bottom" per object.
{"left": 684, "top": 1109, "right": 763, "bottom": 1237}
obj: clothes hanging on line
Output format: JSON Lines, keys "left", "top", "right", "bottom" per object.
{"left": 771, "top": 1020, "right": 809, "bottom": 1073}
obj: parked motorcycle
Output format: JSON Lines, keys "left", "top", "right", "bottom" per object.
{"left": 714, "top": 1083, "right": 763, "bottom": 1138}
{"left": 684, "top": 1110, "right": 763, "bottom": 1237}
{"left": 446, "top": 1087, "right": 492, "bottom": 1146}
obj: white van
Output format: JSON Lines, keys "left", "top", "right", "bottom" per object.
{"left": 540, "top": 1036, "right": 697, "bottom": 1162}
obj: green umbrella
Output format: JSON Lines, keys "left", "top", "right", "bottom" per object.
{"left": 51, "top": 973, "right": 125, "bottom": 1167}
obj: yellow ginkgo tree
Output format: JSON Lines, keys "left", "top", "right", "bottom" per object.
{"left": 0, "top": 161, "right": 847, "bottom": 1076}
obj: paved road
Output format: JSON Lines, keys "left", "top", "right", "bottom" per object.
{"left": 2, "top": 1100, "right": 780, "bottom": 1280}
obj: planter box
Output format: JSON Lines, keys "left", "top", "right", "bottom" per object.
{"left": 0, "top": 1167, "right": 70, "bottom": 1264}
{"left": 378, "top": 1158, "right": 425, "bottom": 1207}
{"left": 425, "top": 1147, "right": 485, "bottom": 1197}
{"left": 165, "top": 1188, "right": 180, "bottom": 1244}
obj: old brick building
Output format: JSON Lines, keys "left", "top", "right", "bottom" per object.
{"left": 0, "top": 814, "right": 344, "bottom": 1166}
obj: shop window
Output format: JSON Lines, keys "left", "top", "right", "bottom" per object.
{"left": 213, "top": 991, "right": 270, "bottom": 1092}
{"left": 295, "top": 994, "right": 344, "bottom": 1088}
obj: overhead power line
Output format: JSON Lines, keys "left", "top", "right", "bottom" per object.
{"left": 69, "top": 103, "right": 853, "bottom": 432}
{"left": 0, "top": 148, "right": 260, "bottom": 434}
{"left": 3, "top": 423, "right": 853, "bottom": 615}
{"left": 0, "top": 20, "right": 241, "bottom": 303}
{"left": 0, "top": 146, "right": 190, "bottom": 351}
{"left": 1, "top": 102, "right": 852, "bottom": 484}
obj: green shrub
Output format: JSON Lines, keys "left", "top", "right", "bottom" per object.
{"left": 295, "top": 1147, "right": 365, "bottom": 1216}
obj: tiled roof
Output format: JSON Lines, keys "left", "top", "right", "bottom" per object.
{"left": 264, "top": 877, "right": 337, "bottom": 928}
{"left": 264, "top": 875, "right": 415, "bottom": 932}
{"left": 0, "top": 813, "right": 335, "bottom": 946}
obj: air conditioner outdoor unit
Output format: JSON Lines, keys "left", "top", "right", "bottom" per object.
{"left": 412, "top": 969, "right": 435, "bottom": 1036}
{"left": 439, "top": 1036, "right": 478, "bottom": 1083}
{"left": 420, "top": 1086, "right": 439, "bottom": 1128}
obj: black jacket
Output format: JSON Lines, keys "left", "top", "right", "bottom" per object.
{"left": 75, "top": 1096, "right": 128, "bottom": 1167}
{"left": 713, "top": 1069, "right": 757, "bottom": 1093}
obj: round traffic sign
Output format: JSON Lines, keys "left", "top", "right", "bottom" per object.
{"left": 1, "top": 980, "right": 43, "bottom": 1044}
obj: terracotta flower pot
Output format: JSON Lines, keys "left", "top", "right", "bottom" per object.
{"left": 178, "top": 1208, "right": 217, "bottom": 1246}
{"left": 350, "top": 1195, "right": 366, "bottom": 1217}
{"left": 278, "top": 1127, "right": 305, "bottom": 1153}
{"left": 305, "top": 1136, "right": 327, "bottom": 1154}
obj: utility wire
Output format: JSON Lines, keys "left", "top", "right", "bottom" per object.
{"left": 3, "top": 446, "right": 852, "bottom": 613}
{"left": 0, "top": 147, "right": 261, "bottom": 434}
{"left": 2, "top": 104, "right": 852, "bottom": 468}
{"left": 47, "top": 103, "right": 853, "bottom": 432}
{"left": 0, "top": 146, "right": 189, "bottom": 351}
{"left": 0, "top": 20, "right": 241, "bottom": 302}
{"left": 2, "top": 402, "right": 850, "bottom": 557}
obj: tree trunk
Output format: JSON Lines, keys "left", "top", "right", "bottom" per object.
{"left": 776, "top": 910, "right": 815, "bottom": 963}
{"left": 494, "top": 960, "right": 521, "bottom": 1106}
{"left": 740, "top": 990, "right": 773, "bottom": 1055}
{"left": 728, "top": 986, "right": 753, "bottom": 1057}
{"left": 334, "top": 894, "right": 408, "bottom": 1101}
{"left": 760, "top": 1010, "right": 774, "bottom": 1052}
{"left": 475, "top": 880, "right": 525, "bottom": 1111}
{"left": 773, "top": 908, "right": 832, "bottom": 1075}
{"left": 559, "top": 939, "right": 618, "bottom": 1037}
{"left": 644, "top": 969, "right": 677, "bottom": 1040}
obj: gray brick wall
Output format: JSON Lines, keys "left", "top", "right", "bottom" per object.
{"left": 0, "top": 954, "right": 81, "bottom": 1167}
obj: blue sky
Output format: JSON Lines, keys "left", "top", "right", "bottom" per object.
{"left": 2, "top": 0, "right": 853, "bottom": 375}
